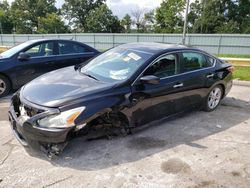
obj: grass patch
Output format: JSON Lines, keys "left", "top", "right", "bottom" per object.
{"left": 0, "top": 48, "right": 7, "bottom": 53}
{"left": 234, "top": 66, "right": 250, "bottom": 81}
{"left": 216, "top": 54, "right": 250, "bottom": 59}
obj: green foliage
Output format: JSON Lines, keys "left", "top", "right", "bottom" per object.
{"left": 37, "top": 13, "right": 70, "bottom": 33}
{"left": 234, "top": 66, "right": 250, "bottom": 81}
{"left": 188, "top": 0, "right": 250, "bottom": 34}
{"left": 0, "top": 1, "right": 13, "bottom": 33}
{"left": 62, "top": 0, "right": 105, "bottom": 32}
{"left": 215, "top": 20, "right": 239, "bottom": 33}
{"left": 121, "top": 14, "right": 132, "bottom": 33}
{"left": 85, "top": 4, "right": 122, "bottom": 33}
{"left": 10, "top": 0, "right": 58, "bottom": 33}
{"left": 131, "top": 7, "right": 155, "bottom": 33}
{"left": 0, "top": 0, "right": 248, "bottom": 34}
{"left": 217, "top": 54, "right": 250, "bottom": 58}
{"left": 189, "top": 0, "right": 223, "bottom": 33}
{"left": 142, "top": 10, "right": 155, "bottom": 33}
{"left": 155, "top": 0, "right": 185, "bottom": 33}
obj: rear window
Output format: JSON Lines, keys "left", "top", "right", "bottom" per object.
{"left": 206, "top": 56, "right": 216, "bottom": 66}
{"left": 58, "top": 42, "right": 88, "bottom": 55}
{"left": 181, "top": 52, "right": 214, "bottom": 72}
{"left": 182, "top": 52, "right": 208, "bottom": 72}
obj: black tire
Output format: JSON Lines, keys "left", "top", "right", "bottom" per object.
{"left": 0, "top": 75, "right": 11, "bottom": 98}
{"left": 203, "top": 85, "right": 223, "bottom": 112}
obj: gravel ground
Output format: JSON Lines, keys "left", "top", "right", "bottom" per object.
{"left": 0, "top": 84, "right": 250, "bottom": 188}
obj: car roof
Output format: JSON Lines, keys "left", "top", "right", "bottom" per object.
{"left": 27, "top": 39, "right": 77, "bottom": 43}
{"left": 24, "top": 38, "right": 99, "bottom": 52}
{"left": 118, "top": 42, "right": 199, "bottom": 55}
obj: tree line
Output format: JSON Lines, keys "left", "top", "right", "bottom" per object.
{"left": 0, "top": 0, "right": 249, "bottom": 34}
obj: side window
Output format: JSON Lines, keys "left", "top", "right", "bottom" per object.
{"left": 181, "top": 52, "right": 208, "bottom": 72}
{"left": 206, "top": 56, "right": 216, "bottom": 67}
{"left": 143, "top": 54, "right": 178, "bottom": 78}
{"left": 25, "top": 42, "right": 54, "bottom": 57}
{"left": 58, "top": 42, "right": 87, "bottom": 55}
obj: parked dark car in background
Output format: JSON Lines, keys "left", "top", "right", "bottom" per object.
{"left": 8, "top": 42, "right": 233, "bottom": 157}
{"left": 0, "top": 39, "right": 99, "bottom": 97}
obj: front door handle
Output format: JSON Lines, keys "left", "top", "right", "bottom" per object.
{"left": 173, "top": 83, "right": 183, "bottom": 88}
{"left": 45, "top": 62, "right": 55, "bottom": 66}
{"left": 207, "top": 73, "right": 214, "bottom": 78}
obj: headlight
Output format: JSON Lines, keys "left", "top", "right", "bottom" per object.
{"left": 37, "top": 107, "right": 85, "bottom": 128}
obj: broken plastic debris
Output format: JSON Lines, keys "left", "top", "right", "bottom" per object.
{"left": 65, "top": 156, "right": 73, "bottom": 160}
{"left": 216, "top": 124, "right": 222, "bottom": 128}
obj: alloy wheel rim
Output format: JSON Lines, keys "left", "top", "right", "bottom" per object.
{"left": 208, "top": 87, "right": 222, "bottom": 109}
{"left": 0, "top": 79, "right": 6, "bottom": 95}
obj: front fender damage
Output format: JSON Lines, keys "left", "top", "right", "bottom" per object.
{"left": 44, "top": 92, "right": 133, "bottom": 159}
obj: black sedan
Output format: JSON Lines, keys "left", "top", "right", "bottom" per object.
{"left": 8, "top": 43, "right": 233, "bottom": 157}
{"left": 0, "top": 39, "right": 99, "bottom": 97}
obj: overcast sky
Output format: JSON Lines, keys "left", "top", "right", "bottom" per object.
{"left": 107, "top": 0, "right": 163, "bottom": 18}
{"left": 7, "top": 0, "right": 163, "bottom": 18}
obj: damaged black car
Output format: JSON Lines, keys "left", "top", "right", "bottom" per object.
{"left": 8, "top": 43, "right": 233, "bottom": 157}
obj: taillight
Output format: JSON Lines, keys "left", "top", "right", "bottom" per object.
{"left": 227, "top": 66, "right": 235, "bottom": 73}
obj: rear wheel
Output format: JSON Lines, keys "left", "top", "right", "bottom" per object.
{"left": 0, "top": 75, "right": 11, "bottom": 98}
{"left": 204, "top": 85, "right": 223, "bottom": 112}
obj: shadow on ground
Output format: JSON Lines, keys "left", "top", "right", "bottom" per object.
{"left": 20, "top": 97, "right": 250, "bottom": 171}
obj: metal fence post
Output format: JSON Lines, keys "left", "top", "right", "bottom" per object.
{"left": 93, "top": 34, "right": 96, "bottom": 48}
{"left": 13, "top": 34, "right": 15, "bottom": 45}
{"left": 0, "top": 34, "right": 3, "bottom": 46}
{"left": 112, "top": 34, "right": 115, "bottom": 47}
{"left": 217, "top": 35, "right": 222, "bottom": 55}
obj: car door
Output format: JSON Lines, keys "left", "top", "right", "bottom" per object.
{"left": 15, "top": 41, "right": 57, "bottom": 86}
{"left": 177, "top": 51, "right": 217, "bottom": 109}
{"left": 54, "top": 41, "right": 96, "bottom": 69}
{"left": 126, "top": 53, "right": 192, "bottom": 126}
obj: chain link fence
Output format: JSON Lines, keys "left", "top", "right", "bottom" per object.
{"left": 0, "top": 33, "right": 250, "bottom": 55}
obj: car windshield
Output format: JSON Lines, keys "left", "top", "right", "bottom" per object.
{"left": 0, "top": 41, "right": 33, "bottom": 58}
{"left": 80, "top": 47, "right": 152, "bottom": 82}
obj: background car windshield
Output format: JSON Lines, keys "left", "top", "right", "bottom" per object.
{"left": 0, "top": 41, "right": 33, "bottom": 58}
{"left": 80, "top": 47, "right": 152, "bottom": 82}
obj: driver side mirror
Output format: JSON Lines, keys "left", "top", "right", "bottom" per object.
{"left": 140, "top": 75, "right": 160, "bottom": 85}
{"left": 18, "top": 52, "right": 30, "bottom": 61}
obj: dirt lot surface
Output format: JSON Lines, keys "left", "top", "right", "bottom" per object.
{"left": 0, "top": 84, "right": 250, "bottom": 188}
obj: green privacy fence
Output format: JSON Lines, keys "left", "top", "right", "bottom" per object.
{"left": 0, "top": 33, "right": 250, "bottom": 55}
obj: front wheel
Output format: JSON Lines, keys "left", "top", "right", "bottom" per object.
{"left": 204, "top": 85, "right": 223, "bottom": 112}
{"left": 0, "top": 75, "right": 11, "bottom": 98}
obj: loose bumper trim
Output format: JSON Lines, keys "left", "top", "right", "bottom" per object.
{"left": 8, "top": 105, "right": 72, "bottom": 149}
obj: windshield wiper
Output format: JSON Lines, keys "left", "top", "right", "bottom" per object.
{"left": 82, "top": 72, "right": 99, "bottom": 81}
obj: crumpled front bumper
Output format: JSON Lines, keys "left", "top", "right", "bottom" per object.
{"left": 8, "top": 102, "right": 72, "bottom": 151}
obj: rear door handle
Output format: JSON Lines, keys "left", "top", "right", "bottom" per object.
{"left": 207, "top": 73, "right": 214, "bottom": 78}
{"left": 173, "top": 83, "right": 183, "bottom": 88}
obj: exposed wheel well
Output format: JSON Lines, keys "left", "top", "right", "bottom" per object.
{"left": 88, "top": 110, "right": 130, "bottom": 129}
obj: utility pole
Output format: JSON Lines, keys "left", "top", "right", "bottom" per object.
{"left": 182, "top": 0, "right": 190, "bottom": 45}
